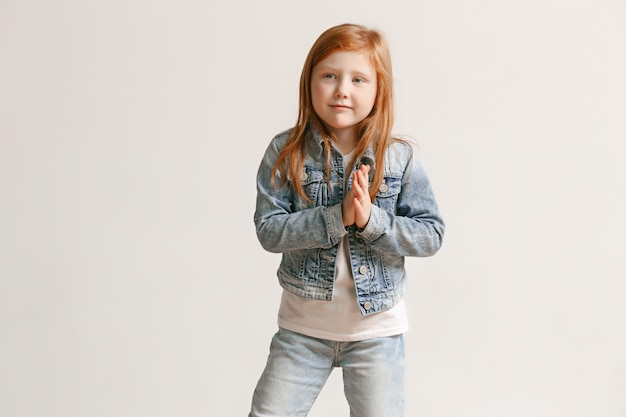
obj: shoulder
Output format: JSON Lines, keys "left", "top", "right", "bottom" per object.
{"left": 384, "top": 138, "right": 417, "bottom": 173}
{"left": 386, "top": 137, "right": 415, "bottom": 154}
{"left": 268, "top": 127, "right": 294, "bottom": 149}
{"left": 267, "top": 125, "right": 324, "bottom": 159}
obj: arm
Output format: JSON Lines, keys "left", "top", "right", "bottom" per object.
{"left": 357, "top": 148, "right": 445, "bottom": 257}
{"left": 253, "top": 136, "right": 347, "bottom": 253}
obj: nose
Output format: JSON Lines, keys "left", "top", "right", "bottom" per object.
{"left": 335, "top": 79, "right": 349, "bottom": 98}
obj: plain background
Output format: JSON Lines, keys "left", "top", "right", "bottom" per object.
{"left": 1, "top": 0, "right": 625, "bottom": 416}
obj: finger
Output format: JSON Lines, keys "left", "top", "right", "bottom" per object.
{"left": 352, "top": 174, "right": 364, "bottom": 194}
{"left": 354, "top": 197, "right": 371, "bottom": 229}
{"left": 356, "top": 169, "right": 369, "bottom": 191}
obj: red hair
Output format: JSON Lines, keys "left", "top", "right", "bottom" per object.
{"left": 272, "top": 23, "right": 395, "bottom": 201}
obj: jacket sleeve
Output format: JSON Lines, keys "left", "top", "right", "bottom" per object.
{"left": 357, "top": 146, "right": 445, "bottom": 257}
{"left": 253, "top": 136, "right": 347, "bottom": 253}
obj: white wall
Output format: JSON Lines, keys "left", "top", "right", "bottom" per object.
{"left": 1, "top": 1, "right": 625, "bottom": 416}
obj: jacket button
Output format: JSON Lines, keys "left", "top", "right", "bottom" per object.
{"left": 358, "top": 265, "right": 368, "bottom": 275}
{"left": 363, "top": 301, "right": 372, "bottom": 310}
{"left": 378, "top": 183, "right": 388, "bottom": 193}
{"left": 300, "top": 170, "right": 308, "bottom": 181}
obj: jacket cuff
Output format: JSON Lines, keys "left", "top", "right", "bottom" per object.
{"left": 325, "top": 203, "right": 348, "bottom": 244}
{"left": 356, "top": 205, "right": 386, "bottom": 242}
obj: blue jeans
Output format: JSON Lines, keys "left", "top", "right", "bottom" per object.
{"left": 248, "top": 328, "right": 405, "bottom": 417}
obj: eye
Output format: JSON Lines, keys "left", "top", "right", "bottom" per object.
{"left": 353, "top": 77, "right": 365, "bottom": 84}
{"left": 323, "top": 73, "right": 336, "bottom": 79}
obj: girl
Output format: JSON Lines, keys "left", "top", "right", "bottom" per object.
{"left": 249, "top": 23, "right": 445, "bottom": 417}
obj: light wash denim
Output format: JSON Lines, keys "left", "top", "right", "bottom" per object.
{"left": 254, "top": 125, "right": 445, "bottom": 315}
{"left": 248, "top": 328, "right": 405, "bottom": 417}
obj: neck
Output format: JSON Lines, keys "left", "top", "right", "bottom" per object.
{"left": 330, "top": 129, "right": 357, "bottom": 155}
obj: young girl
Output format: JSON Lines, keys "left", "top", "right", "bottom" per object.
{"left": 248, "top": 23, "right": 445, "bottom": 417}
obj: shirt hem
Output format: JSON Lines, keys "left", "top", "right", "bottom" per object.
{"left": 277, "top": 319, "right": 409, "bottom": 342}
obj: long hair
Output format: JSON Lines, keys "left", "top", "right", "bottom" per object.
{"left": 271, "top": 23, "right": 395, "bottom": 202}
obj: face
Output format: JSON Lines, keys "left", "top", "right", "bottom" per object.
{"left": 310, "top": 51, "right": 377, "bottom": 144}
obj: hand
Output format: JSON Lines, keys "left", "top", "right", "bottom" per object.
{"left": 342, "top": 164, "right": 372, "bottom": 228}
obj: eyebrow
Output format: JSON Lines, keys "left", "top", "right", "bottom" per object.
{"left": 315, "top": 66, "right": 374, "bottom": 78}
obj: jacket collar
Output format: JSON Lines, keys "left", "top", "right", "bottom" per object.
{"left": 305, "top": 121, "right": 376, "bottom": 162}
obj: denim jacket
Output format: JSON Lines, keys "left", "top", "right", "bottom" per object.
{"left": 254, "top": 125, "right": 445, "bottom": 315}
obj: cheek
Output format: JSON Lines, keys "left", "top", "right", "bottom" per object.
{"left": 363, "top": 89, "right": 377, "bottom": 112}
{"left": 311, "top": 83, "right": 327, "bottom": 111}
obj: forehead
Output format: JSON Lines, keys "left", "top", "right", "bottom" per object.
{"left": 314, "top": 50, "right": 375, "bottom": 74}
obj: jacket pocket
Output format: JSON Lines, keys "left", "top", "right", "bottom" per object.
{"left": 374, "top": 176, "right": 401, "bottom": 213}
{"left": 294, "top": 166, "right": 326, "bottom": 210}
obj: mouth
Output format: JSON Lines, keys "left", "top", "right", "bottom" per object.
{"left": 330, "top": 104, "right": 352, "bottom": 110}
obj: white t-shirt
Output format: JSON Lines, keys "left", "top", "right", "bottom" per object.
{"left": 277, "top": 149, "right": 409, "bottom": 342}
